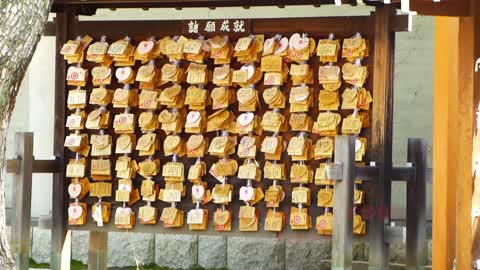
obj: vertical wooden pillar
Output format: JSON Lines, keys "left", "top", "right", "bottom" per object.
{"left": 332, "top": 136, "right": 355, "bottom": 270}
{"left": 88, "top": 231, "right": 108, "bottom": 270}
{"left": 458, "top": 0, "right": 480, "bottom": 268}
{"left": 432, "top": 16, "right": 459, "bottom": 270}
{"left": 11, "top": 132, "right": 33, "bottom": 270}
{"left": 369, "top": 6, "right": 395, "bottom": 270}
{"left": 51, "top": 9, "right": 71, "bottom": 270}
{"left": 406, "top": 138, "right": 428, "bottom": 270}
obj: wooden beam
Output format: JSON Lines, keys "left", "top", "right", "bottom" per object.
{"left": 410, "top": 0, "right": 469, "bottom": 16}
{"left": 369, "top": 6, "right": 395, "bottom": 269}
{"left": 332, "top": 136, "right": 355, "bottom": 270}
{"left": 432, "top": 16, "right": 458, "bottom": 270}
{"left": 42, "top": 21, "right": 56, "bottom": 36}
{"left": 462, "top": 0, "right": 480, "bottom": 268}
{"left": 10, "top": 133, "right": 34, "bottom": 270}
{"left": 51, "top": 0, "right": 396, "bottom": 12}
{"left": 457, "top": 0, "right": 480, "bottom": 267}
{"left": 88, "top": 232, "right": 108, "bottom": 270}
{"left": 406, "top": 138, "right": 428, "bottom": 269}
{"left": 50, "top": 9, "right": 71, "bottom": 270}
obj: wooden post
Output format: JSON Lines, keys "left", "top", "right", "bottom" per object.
{"left": 332, "top": 135, "right": 355, "bottom": 270}
{"left": 432, "top": 16, "right": 459, "bottom": 270}
{"left": 51, "top": 9, "right": 71, "bottom": 270}
{"left": 459, "top": 0, "right": 480, "bottom": 268}
{"left": 88, "top": 231, "right": 108, "bottom": 270}
{"left": 369, "top": 6, "right": 395, "bottom": 270}
{"left": 406, "top": 138, "right": 427, "bottom": 270}
{"left": 10, "top": 132, "right": 33, "bottom": 270}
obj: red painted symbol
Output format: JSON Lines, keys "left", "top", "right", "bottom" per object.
{"left": 267, "top": 76, "right": 274, "bottom": 84}
{"left": 67, "top": 137, "right": 76, "bottom": 145}
{"left": 144, "top": 100, "right": 152, "bottom": 107}
{"left": 319, "top": 220, "right": 327, "bottom": 228}
{"left": 119, "top": 116, "right": 127, "bottom": 124}
{"left": 293, "top": 216, "right": 301, "bottom": 224}
{"left": 70, "top": 72, "right": 78, "bottom": 81}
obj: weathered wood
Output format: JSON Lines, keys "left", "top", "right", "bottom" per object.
{"left": 51, "top": 9, "right": 71, "bottom": 270}
{"left": 33, "top": 158, "right": 62, "bottom": 173}
{"left": 7, "top": 157, "right": 64, "bottom": 174}
{"left": 391, "top": 167, "right": 415, "bottom": 182}
{"left": 355, "top": 166, "right": 379, "bottom": 182}
{"left": 410, "top": 0, "right": 469, "bottom": 16}
{"left": 88, "top": 231, "right": 108, "bottom": 270}
{"left": 10, "top": 132, "right": 33, "bottom": 270}
{"left": 43, "top": 21, "right": 56, "bottom": 36}
{"left": 457, "top": 0, "right": 480, "bottom": 267}
{"left": 5, "top": 159, "right": 20, "bottom": 174}
{"left": 406, "top": 138, "right": 427, "bottom": 270}
{"left": 431, "top": 16, "right": 458, "bottom": 270}
{"left": 369, "top": 6, "right": 395, "bottom": 270}
{"left": 332, "top": 135, "right": 355, "bottom": 270}
{"left": 385, "top": 226, "right": 406, "bottom": 244}
{"left": 467, "top": 0, "right": 480, "bottom": 267}
{"left": 51, "top": 0, "right": 399, "bottom": 12}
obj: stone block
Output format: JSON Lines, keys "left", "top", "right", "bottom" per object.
{"left": 155, "top": 234, "right": 198, "bottom": 269}
{"left": 107, "top": 232, "right": 155, "bottom": 268}
{"left": 31, "top": 227, "right": 51, "bottom": 264}
{"left": 228, "top": 237, "right": 285, "bottom": 270}
{"left": 71, "top": 230, "right": 89, "bottom": 264}
{"left": 198, "top": 235, "right": 227, "bottom": 269}
{"left": 285, "top": 238, "right": 330, "bottom": 270}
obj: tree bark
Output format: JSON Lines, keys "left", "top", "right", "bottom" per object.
{"left": 0, "top": 1, "right": 52, "bottom": 268}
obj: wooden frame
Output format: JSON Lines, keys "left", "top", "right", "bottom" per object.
{"left": 24, "top": 3, "right": 431, "bottom": 270}
{"left": 51, "top": 0, "right": 402, "bottom": 13}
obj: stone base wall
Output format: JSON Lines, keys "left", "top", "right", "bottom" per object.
{"left": 28, "top": 227, "right": 432, "bottom": 269}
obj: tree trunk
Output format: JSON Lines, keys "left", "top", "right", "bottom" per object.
{"left": 0, "top": 1, "right": 52, "bottom": 268}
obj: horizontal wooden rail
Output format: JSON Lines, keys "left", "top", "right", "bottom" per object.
{"left": 6, "top": 157, "right": 62, "bottom": 174}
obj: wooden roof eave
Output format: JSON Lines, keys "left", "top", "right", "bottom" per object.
{"left": 51, "top": 0, "right": 401, "bottom": 15}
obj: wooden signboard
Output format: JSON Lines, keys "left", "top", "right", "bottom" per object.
{"left": 50, "top": 6, "right": 409, "bottom": 270}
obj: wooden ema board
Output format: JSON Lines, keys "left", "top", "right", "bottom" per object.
{"left": 60, "top": 14, "right": 392, "bottom": 238}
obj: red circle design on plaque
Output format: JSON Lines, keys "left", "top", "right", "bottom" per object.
{"left": 70, "top": 72, "right": 78, "bottom": 81}
{"left": 293, "top": 216, "right": 301, "bottom": 224}
{"left": 319, "top": 220, "right": 327, "bottom": 228}
{"left": 119, "top": 116, "right": 127, "bottom": 124}
{"left": 67, "top": 137, "right": 75, "bottom": 145}
{"left": 267, "top": 76, "right": 274, "bottom": 84}
{"left": 144, "top": 100, "right": 152, "bottom": 107}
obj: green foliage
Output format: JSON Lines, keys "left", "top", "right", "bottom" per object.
{"left": 29, "top": 259, "right": 228, "bottom": 270}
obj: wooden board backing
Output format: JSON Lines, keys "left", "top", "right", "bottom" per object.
{"left": 57, "top": 13, "right": 392, "bottom": 240}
